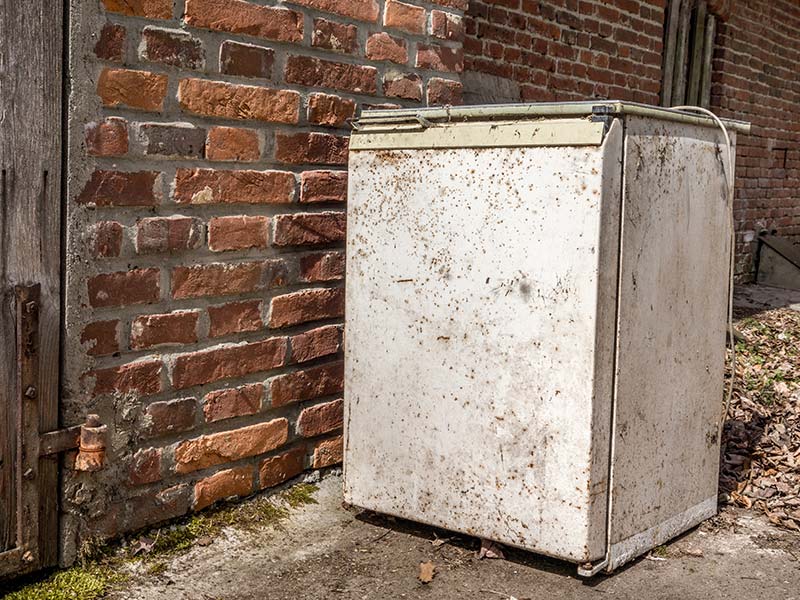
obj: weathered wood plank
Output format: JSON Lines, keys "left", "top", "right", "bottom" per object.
{"left": 671, "top": 0, "right": 694, "bottom": 106}
{"left": 687, "top": 1, "right": 708, "bottom": 105}
{"left": 700, "top": 14, "right": 717, "bottom": 108}
{"left": 661, "top": 0, "right": 683, "bottom": 107}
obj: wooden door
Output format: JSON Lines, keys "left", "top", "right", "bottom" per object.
{"left": 0, "top": 1, "right": 63, "bottom": 577}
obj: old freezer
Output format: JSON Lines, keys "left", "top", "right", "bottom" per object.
{"left": 343, "top": 102, "right": 749, "bottom": 574}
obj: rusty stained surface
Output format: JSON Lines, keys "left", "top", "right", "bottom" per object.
{"left": 344, "top": 120, "right": 624, "bottom": 563}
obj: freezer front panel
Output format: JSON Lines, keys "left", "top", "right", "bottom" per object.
{"left": 344, "top": 121, "right": 623, "bottom": 562}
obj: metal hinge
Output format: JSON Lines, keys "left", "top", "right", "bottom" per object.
{"left": 38, "top": 415, "right": 107, "bottom": 471}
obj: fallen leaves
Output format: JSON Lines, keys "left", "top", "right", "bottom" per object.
{"left": 477, "top": 538, "right": 505, "bottom": 560}
{"left": 418, "top": 561, "right": 435, "bottom": 583}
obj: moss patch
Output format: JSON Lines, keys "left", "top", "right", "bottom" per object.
{"left": 2, "top": 565, "right": 125, "bottom": 600}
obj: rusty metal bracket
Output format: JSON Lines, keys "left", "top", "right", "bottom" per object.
{"left": 38, "top": 415, "right": 107, "bottom": 471}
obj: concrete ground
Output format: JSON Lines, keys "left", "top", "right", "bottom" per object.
{"left": 112, "top": 474, "right": 800, "bottom": 600}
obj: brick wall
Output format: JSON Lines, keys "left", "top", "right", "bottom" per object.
{"left": 63, "top": 0, "right": 465, "bottom": 561}
{"left": 710, "top": 0, "right": 800, "bottom": 276}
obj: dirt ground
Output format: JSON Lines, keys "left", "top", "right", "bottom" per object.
{"left": 107, "top": 473, "right": 800, "bottom": 600}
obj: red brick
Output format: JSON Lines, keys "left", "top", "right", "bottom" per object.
{"left": 97, "top": 68, "right": 168, "bottom": 112}
{"left": 174, "top": 168, "right": 295, "bottom": 204}
{"left": 300, "top": 171, "right": 347, "bottom": 204}
{"left": 307, "top": 93, "right": 356, "bottom": 128}
{"left": 140, "top": 26, "right": 204, "bottom": 69}
{"left": 95, "top": 23, "right": 126, "bottom": 61}
{"left": 203, "top": 383, "right": 263, "bottom": 422}
{"left": 144, "top": 398, "right": 197, "bottom": 438}
{"left": 193, "top": 466, "right": 254, "bottom": 510}
{"left": 290, "top": 325, "right": 341, "bottom": 363}
{"left": 184, "top": 0, "right": 303, "bottom": 43}
{"left": 85, "top": 118, "right": 128, "bottom": 156}
{"left": 298, "top": 399, "right": 344, "bottom": 437}
{"left": 206, "top": 127, "right": 261, "bottom": 162}
{"left": 131, "top": 310, "right": 199, "bottom": 349}
{"left": 430, "top": 10, "right": 464, "bottom": 41}
{"left": 384, "top": 0, "right": 426, "bottom": 34}
{"left": 175, "top": 418, "right": 288, "bottom": 473}
{"left": 81, "top": 320, "right": 120, "bottom": 357}
{"left": 139, "top": 123, "right": 206, "bottom": 159}
{"left": 102, "top": 0, "right": 172, "bottom": 18}
{"left": 269, "top": 288, "right": 344, "bottom": 329}
{"left": 88, "top": 268, "right": 160, "bottom": 308}
{"left": 312, "top": 18, "right": 358, "bottom": 54}
{"left": 366, "top": 33, "right": 408, "bottom": 64}
{"left": 208, "top": 300, "right": 264, "bottom": 338}
{"left": 427, "top": 77, "right": 463, "bottom": 105}
{"left": 88, "top": 360, "right": 163, "bottom": 397}
{"left": 432, "top": 0, "right": 467, "bottom": 9}
{"left": 172, "top": 337, "right": 287, "bottom": 389}
{"left": 416, "top": 44, "right": 464, "bottom": 72}
{"left": 383, "top": 72, "right": 423, "bottom": 100}
{"left": 136, "top": 216, "right": 203, "bottom": 254}
{"left": 76, "top": 170, "right": 161, "bottom": 207}
{"left": 273, "top": 212, "right": 346, "bottom": 247}
{"left": 172, "top": 260, "right": 287, "bottom": 299}
{"left": 220, "top": 41, "right": 274, "bottom": 79}
{"left": 289, "top": 0, "right": 379, "bottom": 22}
{"left": 129, "top": 448, "right": 162, "bottom": 486}
{"left": 275, "top": 132, "right": 348, "bottom": 166}
{"left": 270, "top": 362, "right": 344, "bottom": 407}
{"left": 208, "top": 216, "right": 269, "bottom": 252}
{"left": 92, "top": 221, "right": 124, "bottom": 258}
{"left": 299, "top": 252, "right": 345, "bottom": 282}
{"left": 312, "top": 435, "right": 343, "bottom": 468}
{"left": 178, "top": 78, "right": 299, "bottom": 124}
{"left": 259, "top": 446, "right": 306, "bottom": 489}
{"left": 285, "top": 56, "right": 377, "bottom": 94}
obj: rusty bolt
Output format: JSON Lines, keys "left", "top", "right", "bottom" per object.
{"left": 22, "top": 550, "right": 34, "bottom": 563}
{"left": 24, "top": 386, "right": 37, "bottom": 399}
{"left": 23, "top": 468, "right": 34, "bottom": 480}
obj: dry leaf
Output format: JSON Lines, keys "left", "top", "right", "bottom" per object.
{"left": 418, "top": 561, "right": 435, "bottom": 584}
{"left": 477, "top": 538, "right": 505, "bottom": 560}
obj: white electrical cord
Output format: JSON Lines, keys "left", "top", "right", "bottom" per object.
{"left": 672, "top": 105, "right": 736, "bottom": 441}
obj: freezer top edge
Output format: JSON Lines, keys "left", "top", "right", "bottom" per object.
{"left": 353, "top": 101, "right": 751, "bottom": 134}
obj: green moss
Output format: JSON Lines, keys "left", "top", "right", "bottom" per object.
{"left": 652, "top": 545, "right": 669, "bottom": 558}
{"left": 3, "top": 565, "right": 125, "bottom": 600}
{"left": 281, "top": 483, "right": 319, "bottom": 509}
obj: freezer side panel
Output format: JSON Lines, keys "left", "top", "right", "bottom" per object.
{"left": 609, "top": 117, "right": 733, "bottom": 556}
{"left": 344, "top": 139, "right": 614, "bottom": 562}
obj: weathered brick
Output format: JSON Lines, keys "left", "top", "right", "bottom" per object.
{"left": 174, "top": 418, "right": 288, "bottom": 473}
{"left": 427, "top": 77, "right": 463, "bottom": 105}
{"left": 270, "top": 362, "right": 344, "bottom": 407}
{"left": 312, "top": 435, "right": 343, "bottom": 468}
{"left": 432, "top": 0, "right": 467, "bottom": 9}
{"left": 138, "top": 123, "right": 206, "bottom": 159}
{"left": 384, "top": 0, "right": 426, "bottom": 34}
{"left": 285, "top": 56, "right": 377, "bottom": 94}
{"left": 144, "top": 397, "right": 197, "bottom": 437}
{"left": 290, "top": 325, "right": 341, "bottom": 364}
{"left": 171, "top": 260, "right": 287, "bottom": 299}
{"left": 219, "top": 41, "right": 274, "bottom": 78}
{"left": 203, "top": 383, "right": 263, "bottom": 422}
{"left": 91, "top": 221, "right": 124, "bottom": 258}
{"left": 193, "top": 466, "right": 254, "bottom": 510}
{"left": 273, "top": 212, "right": 346, "bottom": 247}
{"left": 290, "top": 0, "right": 379, "bottom": 22}
{"left": 101, "top": 483, "right": 190, "bottom": 536}
{"left": 275, "top": 133, "right": 348, "bottom": 166}
{"left": 312, "top": 18, "right": 358, "bottom": 54}
{"left": 136, "top": 216, "right": 203, "bottom": 254}
{"left": 95, "top": 23, "right": 126, "bottom": 61}
{"left": 206, "top": 127, "right": 261, "bottom": 162}
{"left": 184, "top": 0, "right": 303, "bottom": 43}
{"left": 416, "top": 44, "right": 464, "bottom": 72}
{"left": 269, "top": 288, "right": 344, "bottom": 329}
{"left": 172, "top": 337, "right": 287, "bottom": 389}
{"left": 208, "top": 216, "right": 269, "bottom": 252}
{"left": 366, "top": 33, "right": 408, "bottom": 64}
{"left": 298, "top": 399, "right": 344, "bottom": 437}
{"left": 129, "top": 448, "right": 162, "bottom": 486}
{"left": 299, "top": 251, "right": 345, "bottom": 282}
{"left": 131, "top": 310, "right": 199, "bottom": 349}
{"left": 307, "top": 94, "right": 356, "bottom": 128}
{"left": 300, "top": 171, "right": 347, "bottom": 204}
{"left": 174, "top": 168, "right": 295, "bottom": 205}
{"left": 259, "top": 446, "right": 306, "bottom": 489}
{"left": 85, "top": 118, "right": 128, "bottom": 157}
{"left": 88, "top": 360, "right": 163, "bottom": 397}
{"left": 178, "top": 78, "right": 299, "bottom": 124}
{"left": 88, "top": 268, "right": 160, "bottom": 308}
{"left": 81, "top": 320, "right": 120, "bottom": 357}
{"left": 77, "top": 170, "right": 161, "bottom": 207}
{"left": 97, "top": 68, "right": 168, "bottom": 112}
{"left": 383, "top": 72, "right": 423, "bottom": 100}
{"left": 102, "top": 0, "right": 172, "bottom": 18}
{"left": 430, "top": 10, "right": 464, "bottom": 41}
{"left": 140, "top": 26, "right": 204, "bottom": 69}
{"left": 208, "top": 300, "right": 264, "bottom": 338}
